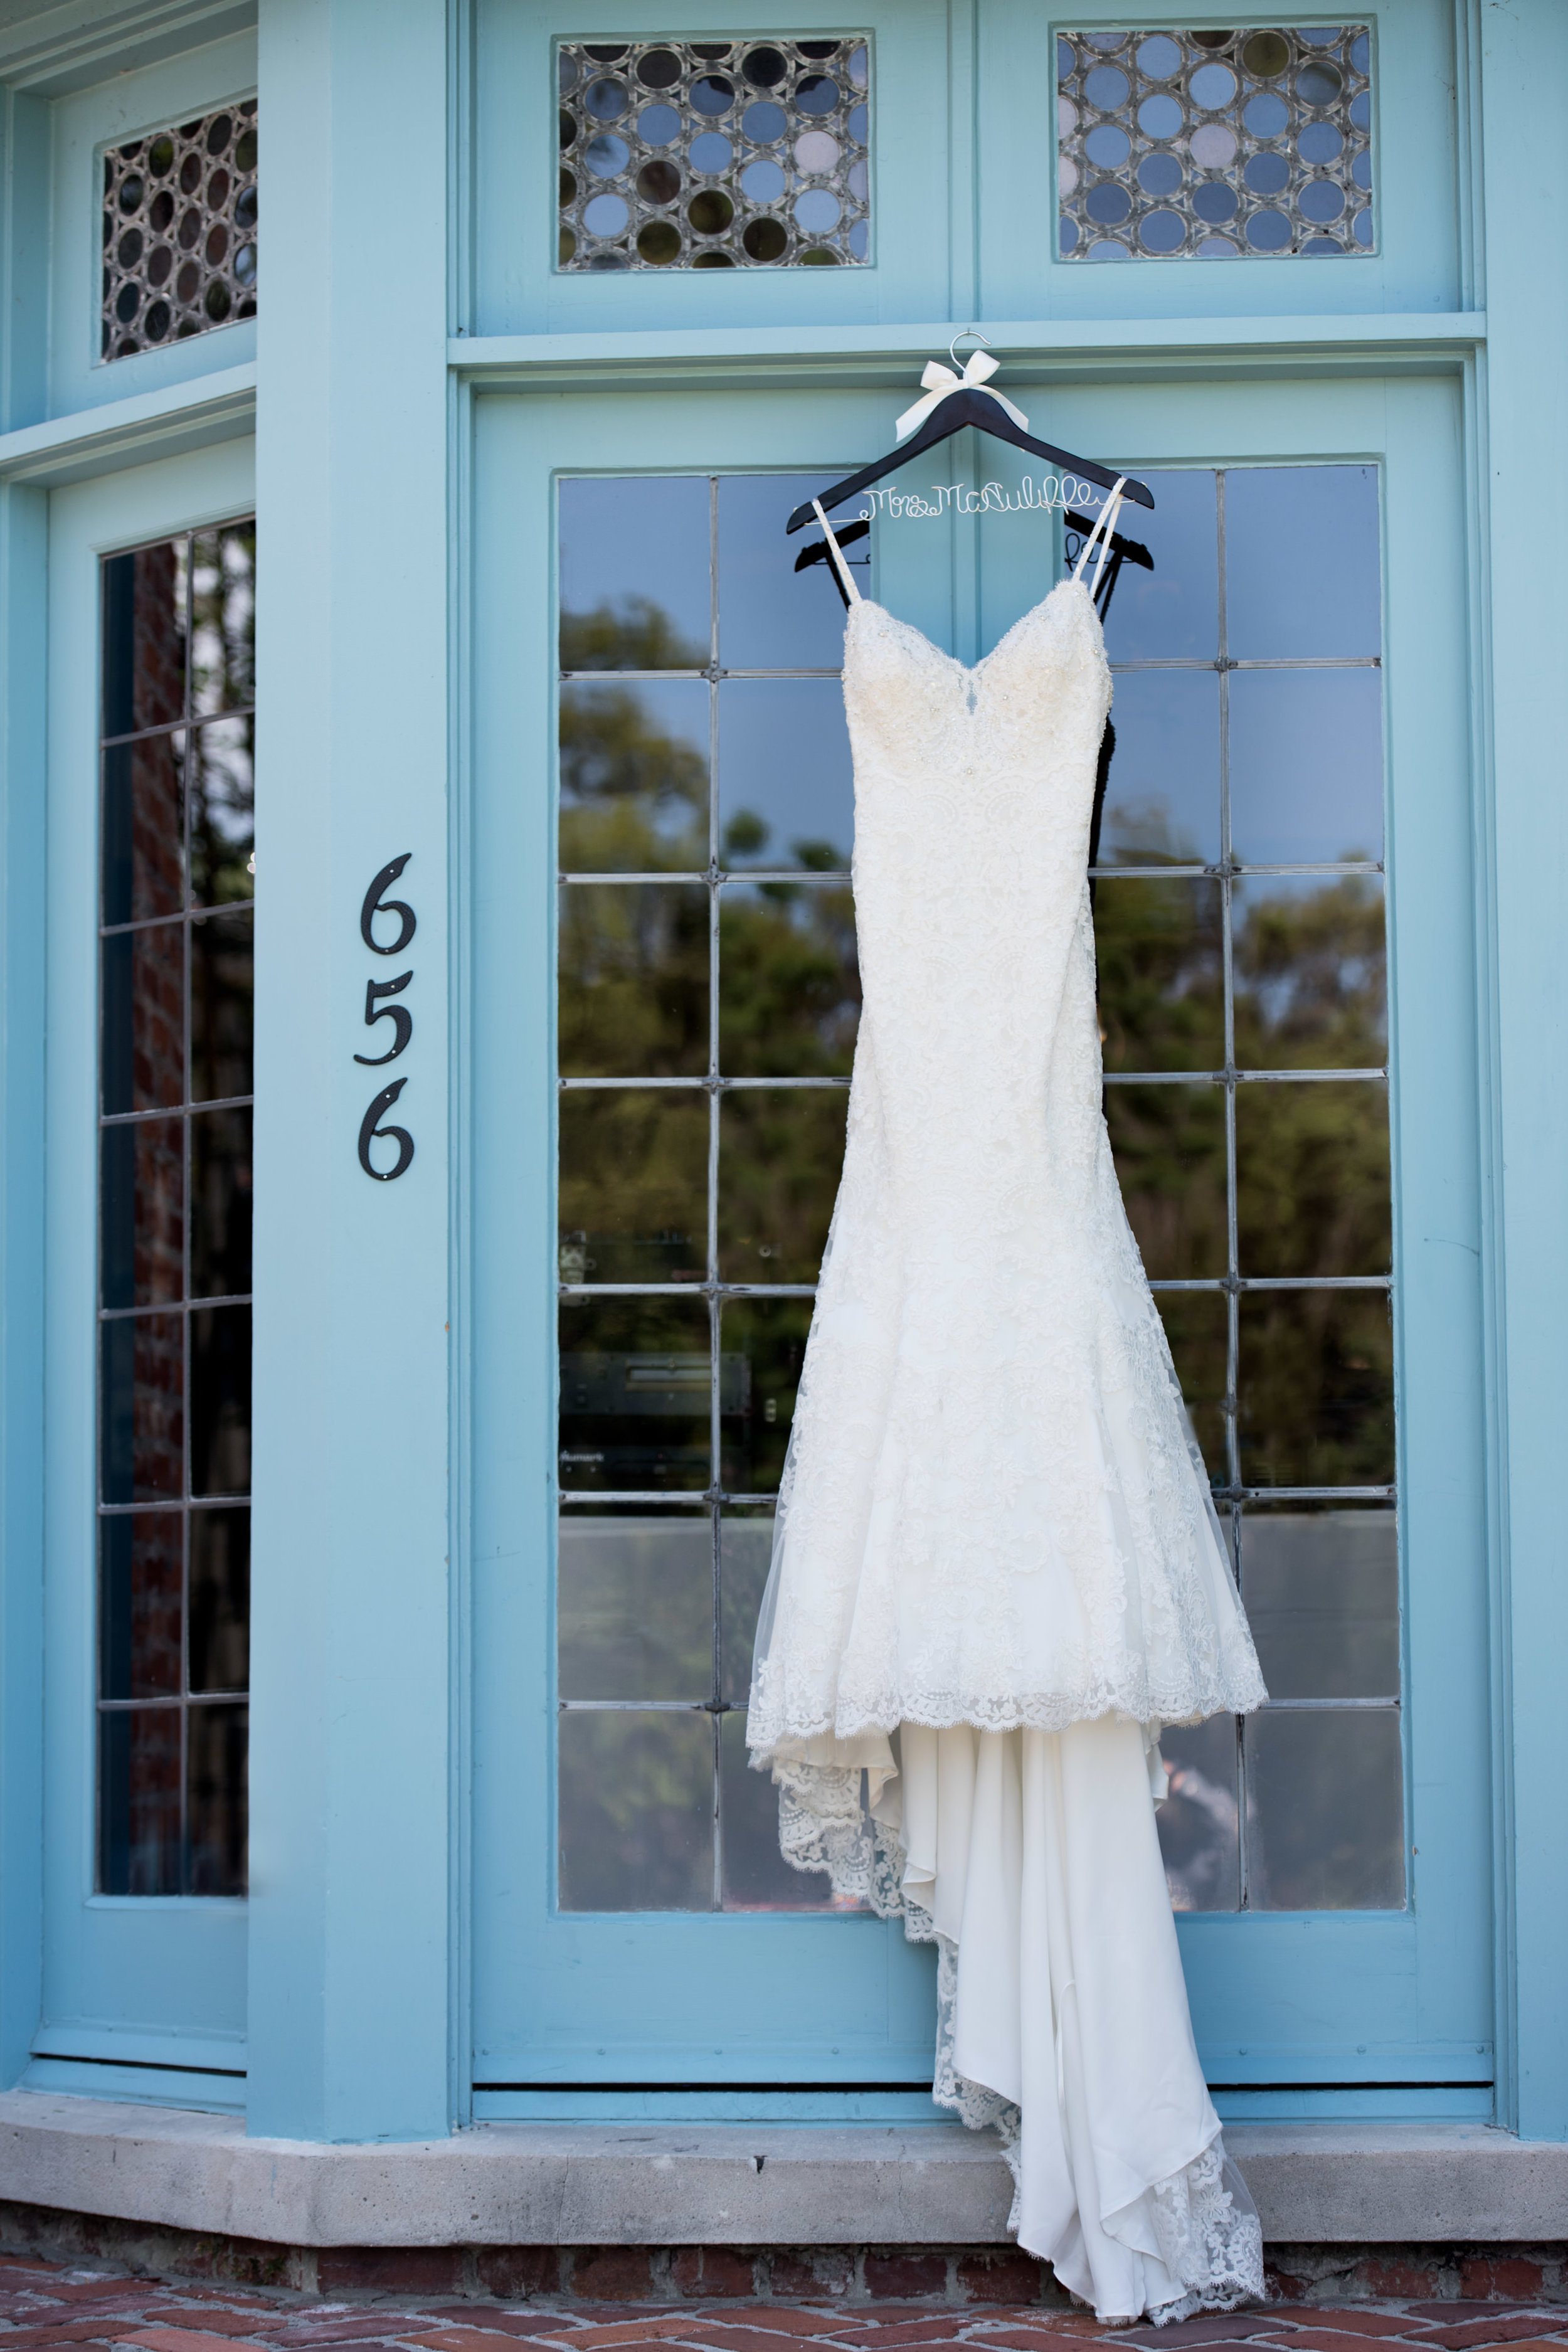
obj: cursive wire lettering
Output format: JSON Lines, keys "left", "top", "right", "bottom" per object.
{"left": 856, "top": 475, "right": 1102, "bottom": 522}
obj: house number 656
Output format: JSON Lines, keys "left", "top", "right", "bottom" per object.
{"left": 357, "top": 853, "right": 415, "bottom": 1180}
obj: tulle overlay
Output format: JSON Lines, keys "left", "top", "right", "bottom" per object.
{"left": 746, "top": 572, "right": 1266, "bottom": 2319}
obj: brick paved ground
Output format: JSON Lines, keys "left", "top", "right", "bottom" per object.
{"left": 3, "top": 2252, "right": 1568, "bottom": 2352}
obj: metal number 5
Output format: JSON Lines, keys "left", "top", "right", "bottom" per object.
{"left": 353, "top": 970, "right": 412, "bottom": 1066}
{"left": 361, "top": 852, "right": 416, "bottom": 955}
{"left": 358, "top": 1077, "right": 415, "bottom": 1181}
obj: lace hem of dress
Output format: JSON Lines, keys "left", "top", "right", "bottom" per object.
{"left": 771, "top": 1757, "right": 1264, "bottom": 2324}
{"left": 751, "top": 1670, "right": 1266, "bottom": 1755}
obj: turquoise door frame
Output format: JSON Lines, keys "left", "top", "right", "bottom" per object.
{"left": 31, "top": 439, "right": 255, "bottom": 2104}
{"left": 467, "top": 368, "right": 1491, "bottom": 2114}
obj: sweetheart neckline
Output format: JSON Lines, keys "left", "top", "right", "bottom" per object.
{"left": 845, "top": 574, "right": 1099, "bottom": 677}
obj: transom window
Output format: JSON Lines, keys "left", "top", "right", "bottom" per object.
{"left": 1057, "top": 26, "right": 1372, "bottom": 260}
{"left": 558, "top": 39, "right": 869, "bottom": 270}
{"left": 101, "top": 104, "right": 257, "bottom": 360}
{"left": 97, "top": 523, "right": 254, "bottom": 1895}
{"left": 555, "top": 467, "right": 1400, "bottom": 1917}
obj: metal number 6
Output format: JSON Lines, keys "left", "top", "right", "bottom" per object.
{"left": 361, "top": 853, "right": 416, "bottom": 955}
{"left": 358, "top": 1076, "right": 415, "bottom": 1181}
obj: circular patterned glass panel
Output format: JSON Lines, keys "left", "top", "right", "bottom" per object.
{"left": 637, "top": 103, "right": 680, "bottom": 144}
{"left": 742, "top": 100, "right": 787, "bottom": 143}
{"left": 795, "top": 74, "right": 839, "bottom": 114}
{"left": 1243, "top": 90, "right": 1290, "bottom": 137}
{"left": 1298, "top": 59, "right": 1343, "bottom": 105}
{"left": 1189, "top": 61, "right": 1237, "bottom": 107}
{"left": 1241, "top": 30, "right": 1290, "bottom": 77}
{"left": 1192, "top": 179, "right": 1237, "bottom": 221}
{"left": 1298, "top": 177, "right": 1345, "bottom": 221}
{"left": 1139, "top": 208, "right": 1185, "bottom": 252}
{"left": 1244, "top": 206, "right": 1291, "bottom": 250}
{"left": 1083, "top": 65, "right": 1130, "bottom": 109}
{"left": 1138, "top": 93, "right": 1184, "bottom": 137}
{"left": 794, "top": 188, "right": 842, "bottom": 232}
{"left": 794, "top": 130, "right": 840, "bottom": 171}
{"left": 1137, "top": 34, "right": 1183, "bottom": 77}
{"left": 1137, "top": 151, "right": 1183, "bottom": 197}
{"left": 741, "top": 158, "right": 786, "bottom": 203}
{"left": 1086, "top": 123, "right": 1131, "bottom": 167}
{"left": 1190, "top": 121, "right": 1237, "bottom": 167}
{"left": 582, "top": 192, "right": 630, "bottom": 236}
{"left": 1298, "top": 119, "right": 1343, "bottom": 162}
{"left": 688, "top": 131, "right": 733, "bottom": 172}
{"left": 585, "top": 133, "right": 629, "bottom": 177}
{"left": 690, "top": 75, "right": 734, "bottom": 114}
{"left": 1086, "top": 180, "right": 1133, "bottom": 224}
{"left": 1243, "top": 150, "right": 1290, "bottom": 195}
{"left": 584, "top": 78, "right": 628, "bottom": 119}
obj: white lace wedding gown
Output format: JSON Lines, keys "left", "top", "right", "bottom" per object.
{"left": 748, "top": 492, "right": 1269, "bottom": 2322}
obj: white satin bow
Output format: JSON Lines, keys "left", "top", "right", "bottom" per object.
{"left": 894, "top": 348, "right": 1030, "bottom": 443}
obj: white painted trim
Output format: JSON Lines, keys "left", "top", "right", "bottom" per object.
{"left": 0, "top": 2095, "right": 1564, "bottom": 2248}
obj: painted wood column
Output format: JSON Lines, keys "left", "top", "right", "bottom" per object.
{"left": 1477, "top": 0, "right": 1568, "bottom": 2143}
{"left": 248, "top": 0, "right": 456, "bottom": 2138}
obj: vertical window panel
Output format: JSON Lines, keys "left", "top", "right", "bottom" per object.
{"left": 97, "top": 523, "right": 253, "bottom": 1895}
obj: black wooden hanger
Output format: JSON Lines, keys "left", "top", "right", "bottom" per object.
{"left": 785, "top": 331, "right": 1155, "bottom": 535}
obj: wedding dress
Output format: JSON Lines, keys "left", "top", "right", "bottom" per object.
{"left": 747, "top": 490, "right": 1269, "bottom": 2322}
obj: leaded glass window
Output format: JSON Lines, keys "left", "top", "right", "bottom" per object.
{"left": 558, "top": 40, "right": 869, "bottom": 270}
{"left": 555, "top": 466, "right": 1399, "bottom": 1917}
{"left": 98, "top": 522, "right": 254, "bottom": 1895}
{"left": 1057, "top": 27, "right": 1372, "bottom": 260}
{"left": 101, "top": 104, "right": 258, "bottom": 360}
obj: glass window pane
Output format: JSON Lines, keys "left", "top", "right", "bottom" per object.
{"left": 721, "top": 1710, "right": 846, "bottom": 1909}
{"left": 559, "top": 477, "right": 711, "bottom": 670}
{"left": 189, "top": 524, "right": 256, "bottom": 715}
{"left": 1155, "top": 1290, "right": 1227, "bottom": 1486}
{"left": 1233, "top": 876, "right": 1386, "bottom": 1070}
{"left": 719, "top": 881, "right": 859, "bottom": 1077}
{"left": 189, "top": 1105, "right": 253, "bottom": 1300}
{"left": 1105, "top": 1082, "right": 1226, "bottom": 1282}
{"left": 559, "top": 1087, "right": 707, "bottom": 1286}
{"left": 101, "top": 1312, "right": 183, "bottom": 1503}
{"left": 189, "top": 1303, "right": 251, "bottom": 1498}
{"left": 1246, "top": 1708, "right": 1404, "bottom": 1909}
{"left": 1236, "top": 1079, "right": 1390, "bottom": 1278}
{"left": 1229, "top": 669, "right": 1382, "bottom": 866}
{"left": 718, "top": 475, "right": 856, "bottom": 670}
{"left": 101, "top": 109, "right": 258, "bottom": 364}
{"left": 189, "top": 908, "right": 253, "bottom": 1102}
{"left": 102, "top": 542, "right": 186, "bottom": 736}
{"left": 559, "top": 1296, "right": 713, "bottom": 1494}
{"left": 558, "top": 1512, "right": 713, "bottom": 1700}
{"left": 719, "top": 1086, "right": 847, "bottom": 1283}
{"left": 1238, "top": 1289, "right": 1394, "bottom": 1488}
{"left": 718, "top": 679, "right": 853, "bottom": 871}
{"left": 1226, "top": 465, "right": 1380, "bottom": 659}
{"left": 187, "top": 716, "right": 254, "bottom": 906}
{"left": 559, "top": 882, "right": 708, "bottom": 1078}
{"left": 558, "top": 1708, "right": 713, "bottom": 1910}
{"left": 559, "top": 679, "right": 709, "bottom": 873}
{"left": 721, "top": 1507, "right": 775, "bottom": 1705}
{"left": 101, "top": 923, "right": 184, "bottom": 1116}
{"left": 99, "top": 1512, "right": 183, "bottom": 1699}
{"left": 100, "top": 1113, "right": 184, "bottom": 1310}
{"left": 1098, "top": 469, "right": 1217, "bottom": 662}
{"left": 1098, "top": 670, "right": 1220, "bottom": 868}
{"left": 1095, "top": 877, "right": 1224, "bottom": 1073}
{"left": 1158, "top": 1715, "right": 1239, "bottom": 1912}
{"left": 102, "top": 734, "right": 185, "bottom": 925}
{"left": 1241, "top": 1507, "right": 1398, "bottom": 1700}
{"left": 186, "top": 1701, "right": 247, "bottom": 1895}
{"left": 98, "top": 1707, "right": 182, "bottom": 1895}
{"left": 719, "top": 1297, "right": 810, "bottom": 1495}
{"left": 189, "top": 1505, "right": 250, "bottom": 1693}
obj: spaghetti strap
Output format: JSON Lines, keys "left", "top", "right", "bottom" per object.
{"left": 812, "top": 497, "right": 863, "bottom": 605}
{"left": 1072, "top": 477, "right": 1126, "bottom": 600}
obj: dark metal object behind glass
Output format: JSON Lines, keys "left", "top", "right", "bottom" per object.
{"left": 101, "top": 103, "right": 257, "bottom": 361}
{"left": 556, "top": 467, "right": 1399, "bottom": 1919}
{"left": 98, "top": 521, "right": 254, "bottom": 1895}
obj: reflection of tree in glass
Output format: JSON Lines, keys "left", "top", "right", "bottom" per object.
{"left": 561, "top": 595, "right": 707, "bottom": 675}
{"left": 1239, "top": 1288, "right": 1394, "bottom": 1488}
{"left": 559, "top": 1089, "right": 707, "bottom": 1285}
{"left": 1234, "top": 876, "right": 1386, "bottom": 1069}
{"left": 559, "top": 1710, "right": 711, "bottom": 1911}
{"left": 559, "top": 883, "right": 708, "bottom": 1078}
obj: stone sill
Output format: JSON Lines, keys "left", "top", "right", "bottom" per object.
{"left": 0, "top": 2095, "right": 1562, "bottom": 2250}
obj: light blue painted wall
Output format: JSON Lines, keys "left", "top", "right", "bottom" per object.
{"left": 246, "top": 0, "right": 456, "bottom": 2141}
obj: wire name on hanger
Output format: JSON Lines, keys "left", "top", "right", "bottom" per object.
{"left": 856, "top": 474, "right": 1106, "bottom": 522}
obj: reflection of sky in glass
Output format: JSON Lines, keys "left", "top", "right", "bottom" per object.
{"left": 1229, "top": 667, "right": 1382, "bottom": 864}
{"left": 1241, "top": 1509, "right": 1398, "bottom": 1699}
{"left": 719, "top": 475, "right": 855, "bottom": 670}
{"left": 1099, "top": 468, "right": 1218, "bottom": 661}
{"left": 1226, "top": 464, "right": 1380, "bottom": 659}
{"left": 719, "top": 678, "right": 854, "bottom": 867}
{"left": 1101, "top": 670, "right": 1220, "bottom": 864}
{"left": 1247, "top": 1708, "right": 1405, "bottom": 1909}
{"left": 560, "top": 476, "right": 710, "bottom": 664}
